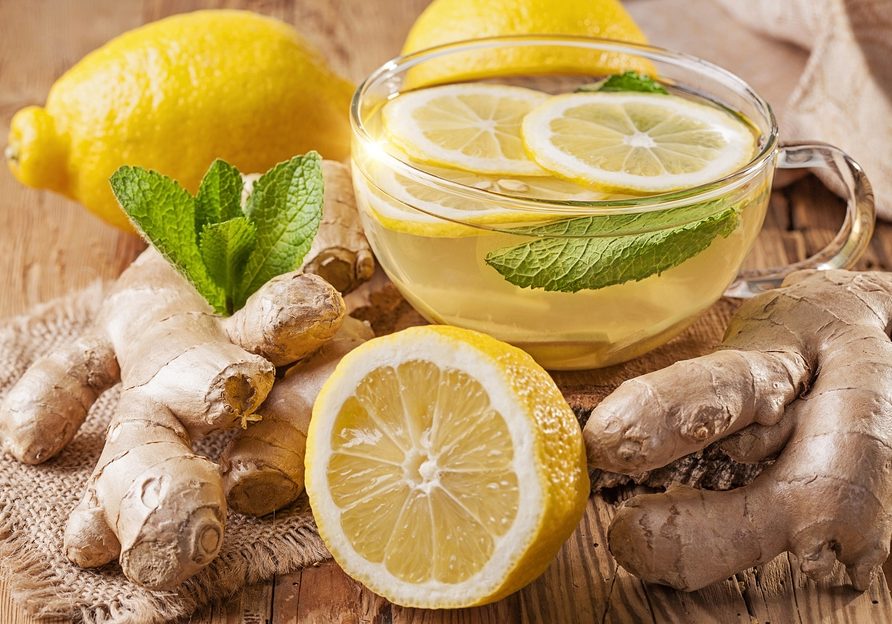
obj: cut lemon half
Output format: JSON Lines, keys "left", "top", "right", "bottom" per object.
{"left": 382, "top": 84, "right": 550, "bottom": 176}
{"left": 305, "top": 326, "right": 589, "bottom": 608}
{"left": 522, "top": 92, "right": 758, "bottom": 193}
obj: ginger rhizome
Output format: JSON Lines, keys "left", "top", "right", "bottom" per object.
{"left": 1, "top": 248, "right": 346, "bottom": 588}
{"left": 0, "top": 157, "right": 374, "bottom": 588}
{"left": 222, "top": 316, "right": 373, "bottom": 516}
{"left": 584, "top": 270, "right": 892, "bottom": 592}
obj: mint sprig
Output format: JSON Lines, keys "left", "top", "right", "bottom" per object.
{"left": 110, "top": 153, "right": 324, "bottom": 315}
{"left": 238, "top": 155, "right": 324, "bottom": 306}
{"left": 484, "top": 198, "right": 746, "bottom": 292}
{"left": 576, "top": 71, "right": 669, "bottom": 95}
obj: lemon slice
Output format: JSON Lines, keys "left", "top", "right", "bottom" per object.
{"left": 305, "top": 326, "right": 589, "bottom": 608}
{"left": 522, "top": 92, "right": 757, "bottom": 193}
{"left": 405, "top": 161, "right": 611, "bottom": 202}
{"left": 382, "top": 84, "right": 550, "bottom": 176}
{"left": 353, "top": 171, "right": 480, "bottom": 238}
{"left": 353, "top": 152, "right": 615, "bottom": 237}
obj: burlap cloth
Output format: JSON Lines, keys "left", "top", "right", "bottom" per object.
{"left": 0, "top": 283, "right": 329, "bottom": 624}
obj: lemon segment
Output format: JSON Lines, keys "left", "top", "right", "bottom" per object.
{"left": 382, "top": 84, "right": 550, "bottom": 176}
{"left": 353, "top": 134, "right": 617, "bottom": 238}
{"left": 305, "top": 326, "right": 589, "bottom": 608}
{"left": 521, "top": 92, "right": 758, "bottom": 193}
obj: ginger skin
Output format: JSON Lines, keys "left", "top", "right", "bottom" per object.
{"left": 584, "top": 270, "right": 892, "bottom": 592}
{"left": 222, "top": 316, "right": 373, "bottom": 516}
{"left": 0, "top": 248, "right": 346, "bottom": 588}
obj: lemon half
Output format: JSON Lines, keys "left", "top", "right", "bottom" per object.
{"left": 305, "top": 326, "right": 589, "bottom": 607}
{"left": 522, "top": 92, "right": 757, "bottom": 193}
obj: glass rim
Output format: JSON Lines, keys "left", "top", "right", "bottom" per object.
{"left": 350, "top": 34, "right": 779, "bottom": 217}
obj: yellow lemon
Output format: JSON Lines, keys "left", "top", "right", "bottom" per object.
{"left": 5, "top": 10, "right": 354, "bottom": 231}
{"left": 401, "top": 0, "right": 649, "bottom": 86}
{"left": 305, "top": 325, "right": 589, "bottom": 607}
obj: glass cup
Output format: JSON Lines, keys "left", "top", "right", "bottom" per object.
{"left": 350, "top": 36, "right": 875, "bottom": 370}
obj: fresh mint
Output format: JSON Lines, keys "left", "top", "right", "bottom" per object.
{"left": 237, "top": 154, "right": 323, "bottom": 308}
{"left": 484, "top": 198, "right": 743, "bottom": 292}
{"left": 195, "top": 159, "right": 245, "bottom": 232}
{"left": 200, "top": 217, "right": 257, "bottom": 312}
{"left": 109, "top": 167, "right": 226, "bottom": 311}
{"left": 110, "top": 153, "right": 324, "bottom": 315}
{"left": 576, "top": 71, "right": 669, "bottom": 95}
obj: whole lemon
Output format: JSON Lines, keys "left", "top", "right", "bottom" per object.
{"left": 5, "top": 10, "right": 354, "bottom": 231}
{"left": 401, "top": 0, "right": 649, "bottom": 86}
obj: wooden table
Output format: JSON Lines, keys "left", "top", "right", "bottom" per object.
{"left": 2, "top": 0, "right": 892, "bottom": 622}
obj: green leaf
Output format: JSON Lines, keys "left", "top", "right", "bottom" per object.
{"left": 200, "top": 217, "right": 257, "bottom": 313}
{"left": 577, "top": 71, "right": 669, "bottom": 95}
{"left": 195, "top": 159, "right": 245, "bottom": 233}
{"left": 235, "top": 152, "right": 324, "bottom": 309}
{"left": 484, "top": 199, "right": 742, "bottom": 293}
{"left": 110, "top": 167, "right": 226, "bottom": 312}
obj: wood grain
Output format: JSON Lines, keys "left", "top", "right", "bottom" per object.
{"left": 2, "top": 1, "right": 892, "bottom": 623}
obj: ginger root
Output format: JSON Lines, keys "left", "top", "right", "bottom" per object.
{"left": 0, "top": 248, "right": 346, "bottom": 588}
{"left": 222, "top": 316, "right": 373, "bottom": 516}
{"left": 584, "top": 270, "right": 892, "bottom": 592}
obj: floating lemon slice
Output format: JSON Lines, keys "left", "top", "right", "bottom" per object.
{"left": 353, "top": 154, "right": 614, "bottom": 237}
{"left": 305, "top": 326, "right": 589, "bottom": 608}
{"left": 521, "top": 92, "right": 757, "bottom": 193}
{"left": 382, "top": 84, "right": 550, "bottom": 176}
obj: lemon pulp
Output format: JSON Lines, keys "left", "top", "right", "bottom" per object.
{"left": 382, "top": 83, "right": 549, "bottom": 176}
{"left": 330, "top": 361, "right": 519, "bottom": 583}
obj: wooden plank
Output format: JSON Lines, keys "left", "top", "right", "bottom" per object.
{"left": 271, "top": 571, "right": 302, "bottom": 624}
{"left": 293, "top": 561, "right": 386, "bottom": 623}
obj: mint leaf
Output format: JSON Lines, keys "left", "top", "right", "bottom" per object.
{"left": 236, "top": 152, "right": 324, "bottom": 309}
{"left": 110, "top": 167, "right": 226, "bottom": 312}
{"left": 200, "top": 217, "right": 257, "bottom": 311}
{"left": 195, "top": 159, "right": 244, "bottom": 233}
{"left": 484, "top": 199, "right": 741, "bottom": 292}
{"left": 112, "top": 154, "right": 324, "bottom": 315}
{"left": 577, "top": 71, "right": 669, "bottom": 95}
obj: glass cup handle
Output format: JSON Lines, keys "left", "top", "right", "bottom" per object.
{"left": 726, "top": 142, "right": 876, "bottom": 298}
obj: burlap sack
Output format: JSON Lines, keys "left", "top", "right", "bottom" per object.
{"left": 0, "top": 283, "right": 328, "bottom": 624}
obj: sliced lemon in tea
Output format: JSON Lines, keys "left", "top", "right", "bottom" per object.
{"left": 382, "top": 84, "right": 550, "bottom": 176}
{"left": 521, "top": 92, "right": 757, "bottom": 193}
{"left": 305, "top": 325, "right": 589, "bottom": 608}
{"left": 404, "top": 161, "right": 610, "bottom": 203}
{"left": 354, "top": 151, "right": 614, "bottom": 237}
